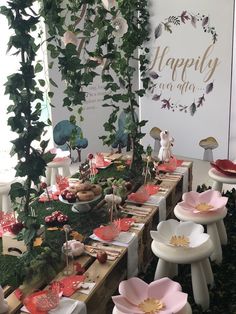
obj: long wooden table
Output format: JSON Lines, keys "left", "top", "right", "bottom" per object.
{"left": 3, "top": 161, "right": 193, "bottom": 314}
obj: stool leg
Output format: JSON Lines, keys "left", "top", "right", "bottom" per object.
{"left": 207, "top": 223, "right": 222, "bottom": 264}
{"left": 201, "top": 258, "right": 214, "bottom": 287}
{"left": 169, "top": 262, "right": 178, "bottom": 278}
{"left": 46, "top": 167, "right": 52, "bottom": 185}
{"left": 2, "top": 194, "right": 11, "bottom": 213}
{"left": 212, "top": 181, "right": 223, "bottom": 192}
{"left": 191, "top": 261, "right": 209, "bottom": 310}
{"left": 154, "top": 258, "right": 171, "bottom": 280}
{"left": 51, "top": 168, "right": 59, "bottom": 186}
{"left": 216, "top": 220, "right": 227, "bottom": 245}
{"left": 61, "top": 165, "right": 71, "bottom": 178}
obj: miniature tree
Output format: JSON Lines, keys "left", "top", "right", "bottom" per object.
{"left": 53, "top": 119, "right": 88, "bottom": 162}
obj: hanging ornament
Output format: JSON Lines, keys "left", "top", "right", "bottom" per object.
{"left": 102, "top": 0, "right": 117, "bottom": 11}
{"left": 112, "top": 17, "right": 128, "bottom": 38}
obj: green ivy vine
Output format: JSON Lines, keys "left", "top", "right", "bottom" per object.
{"left": 0, "top": 0, "right": 53, "bottom": 248}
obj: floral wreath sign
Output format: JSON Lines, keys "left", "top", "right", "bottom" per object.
{"left": 150, "top": 11, "right": 218, "bottom": 116}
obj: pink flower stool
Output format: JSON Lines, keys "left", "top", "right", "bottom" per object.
{"left": 151, "top": 220, "right": 214, "bottom": 310}
{"left": 112, "top": 277, "right": 192, "bottom": 314}
{"left": 174, "top": 190, "right": 228, "bottom": 264}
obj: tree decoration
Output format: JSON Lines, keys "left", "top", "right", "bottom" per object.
{"left": 53, "top": 120, "right": 88, "bottom": 162}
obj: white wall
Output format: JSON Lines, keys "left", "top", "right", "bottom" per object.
{"left": 140, "top": 0, "right": 235, "bottom": 160}
{"left": 229, "top": 1, "right": 236, "bottom": 159}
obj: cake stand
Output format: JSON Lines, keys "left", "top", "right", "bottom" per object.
{"left": 59, "top": 194, "right": 102, "bottom": 213}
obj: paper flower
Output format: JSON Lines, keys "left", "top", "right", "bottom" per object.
{"left": 63, "top": 31, "right": 79, "bottom": 47}
{"left": 112, "top": 277, "right": 188, "bottom": 314}
{"left": 102, "top": 0, "right": 117, "bottom": 10}
{"left": 112, "top": 17, "right": 128, "bottom": 38}
{"left": 151, "top": 219, "right": 209, "bottom": 248}
{"left": 179, "top": 190, "right": 228, "bottom": 214}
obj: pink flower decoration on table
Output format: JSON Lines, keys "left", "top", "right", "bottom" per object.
{"left": 94, "top": 153, "right": 111, "bottom": 168}
{"left": 112, "top": 277, "right": 188, "bottom": 314}
{"left": 179, "top": 190, "right": 228, "bottom": 214}
{"left": 157, "top": 156, "right": 177, "bottom": 173}
{"left": 56, "top": 175, "right": 69, "bottom": 192}
{"left": 94, "top": 223, "right": 120, "bottom": 241}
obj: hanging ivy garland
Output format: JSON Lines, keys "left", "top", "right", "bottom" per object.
{"left": 40, "top": 0, "right": 152, "bottom": 172}
{"left": 151, "top": 11, "right": 218, "bottom": 116}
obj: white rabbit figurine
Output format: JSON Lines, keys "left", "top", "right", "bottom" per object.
{"left": 158, "top": 130, "right": 174, "bottom": 162}
{"left": 0, "top": 285, "right": 9, "bottom": 314}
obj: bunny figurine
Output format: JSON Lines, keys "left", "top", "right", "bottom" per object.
{"left": 158, "top": 130, "right": 174, "bottom": 162}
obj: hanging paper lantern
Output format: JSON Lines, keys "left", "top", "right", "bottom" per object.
{"left": 112, "top": 17, "right": 128, "bottom": 38}
{"left": 102, "top": 0, "right": 117, "bottom": 11}
{"left": 63, "top": 31, "right": 79, "bottom": 47}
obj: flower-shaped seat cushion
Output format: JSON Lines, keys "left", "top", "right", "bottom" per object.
{"left": 179, "top": 190, "right": 228, "bottom": 214}
{"left": 112, "top": 277, "right": 187, "bottom": 314}
{"left": 151, "top": 219, "right": 209, "bottom": 248}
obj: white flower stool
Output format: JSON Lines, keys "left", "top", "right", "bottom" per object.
{"left": 151, "top": 220, "right": 214, "bottom": 311}
{"left": 174, "top": 204, "right": 227, "bottom": 264}
{"left": 208, "top": 168, "right": 236, "bottom": 192}
{"left": 46, "top": 158, "right": 71, "bottom": 186}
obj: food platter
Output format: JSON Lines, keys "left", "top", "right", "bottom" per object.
{"left": 58, "top": 194, "right": 102, "bottom": 213}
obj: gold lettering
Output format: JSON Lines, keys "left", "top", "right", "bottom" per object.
{"left": 149, "top": 44, "right": 219, "bottom": 83}
{"left": 199, "top": 44, "right": 220, "bottom": 82}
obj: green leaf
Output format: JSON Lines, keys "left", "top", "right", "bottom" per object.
{"left": 48, "top": 91, "right": 54, "bottom": 98}
{"left": 35, "top": 63, "right": 43, "bottom": 73}
{"left": 9, "top": 182, "right": 26, "bottom": 201}
{"left": 49, "top": 78, "right": 58, "bottom": 88}
{"left": 38, "top": 79, "right": 45, "bottom": 87}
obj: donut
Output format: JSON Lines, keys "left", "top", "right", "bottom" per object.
{"left": 68, "top": 185, "right": 77, "bottom": 193}
{"left": 75, "top": 182, "right": 92, "bottom": 192}
{"left": 77, "top": 190, "right": 95, "bottom": 201}
{"left": 91, "top": 184, "right": 102, "bottom": 196}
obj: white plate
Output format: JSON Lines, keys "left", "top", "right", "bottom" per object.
{"left": 59, "top": 194, "right": 101, "bottom": 205}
